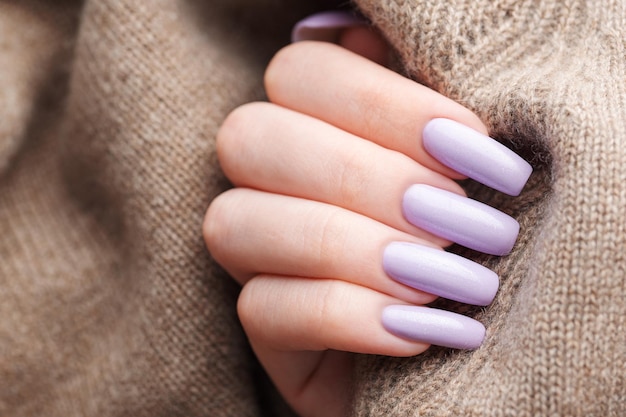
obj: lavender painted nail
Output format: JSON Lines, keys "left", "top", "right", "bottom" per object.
{"left": 423, "top": 118, "right": 533, "bottom": 196}
{"left": 403, "top": 184, "right": 520, "bottom": 256}
{"left": 291, "top": 11, "right": 367, "bottom": 43}
{"left": 383, "top": 242, "right": 499, "bottom": 305}
{"left": 382, "top": 305, "right": 486, "bottom": 350}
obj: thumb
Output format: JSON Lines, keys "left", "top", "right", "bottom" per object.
{"left": 291, "top": 11, "right": 390, "bottom": 66}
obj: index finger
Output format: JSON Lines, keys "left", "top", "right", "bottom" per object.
{"left": 265, "top": 41, "right": 487, "bottom": 179}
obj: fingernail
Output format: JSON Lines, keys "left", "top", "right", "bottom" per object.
{"left": 382, "top": 305, "right": 486, "bottom": 349}
{"left": 383, "top": 242, "right": 499, "bottom": 305}
{"left": 403, "top": 184, "right": 519, "bottom": 256}
{"left": 423, "top": 118, "right": 533, "bottom": 196}
{"left": 291, "top": 11, "right": 368, "bottom": 43}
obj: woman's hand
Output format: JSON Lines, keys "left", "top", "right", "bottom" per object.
{"left": 204, "top": 27, "right": 531, "bottom": 417}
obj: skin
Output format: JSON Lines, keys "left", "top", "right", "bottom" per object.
{"left": 204, "top": 30, "right": 489, "bottom": 417}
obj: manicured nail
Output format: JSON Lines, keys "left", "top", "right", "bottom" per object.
{"left": 403, "top": 184, "right": 519, "bottom": 256}
{"left": 382, "top": 305, "right": 486, "bottom": 349}
{"left": 423, "top": 118, "right": 533, "bottom": 196}
{"left": 383, "top": 242, "right": 499, "bottom": 305}
{"left": 291, "top": 11, "right": 368, "bottom": 43}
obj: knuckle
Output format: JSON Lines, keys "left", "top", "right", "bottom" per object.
{"left": 313, "top": 280, "right": 351, "bottom": 336}
{"left": 237, "top": 277, "right": 354, "bottom": 350}
{"left": 354, "top": 81, "right": 396, "bottom": 138}
{"left": 216, "top": 102, "right": 269, "bottom": 171}
{"left": 202, "top": 189, "right": 241, "bottom": 263}
{"left": 236, "top": 277, "right": 260, "bottom": 333}
{"left": 333, "top": 147, "right": 372, "bottom": 206}
{"left": 236, "top": 276, "right": 278, "bottom": 342}
{"left": 310, "top": 208, "right": 349, "bottom": 268}
{"left": 265, "top": 41, "right": 330, "bottom": 99}
{"left": 264, "top": 43, "right": 300, "bottom": 97}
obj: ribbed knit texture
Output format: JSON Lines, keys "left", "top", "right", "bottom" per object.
{"left": 352, "top": 0, "right": 626, "bottom": 416}
{"left": 1, "top": 0, "right": 624, "bottom": 416}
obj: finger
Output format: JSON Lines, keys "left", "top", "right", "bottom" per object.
{"left": 239, "top": 276, "right": 486, "bottom": 416}
{"left": 265, "top": 41, "right": 487, "bottom": 178}
{"left": 205, "top": 188, "right": 437, "bottom": 304}
{"left": 238, "top": 277, "right": 430, "bottom": 355}
{"left": 217, "top": 101, "right": 464, "bottom": 243}
{"left": 291, "top": 11, "right": 390, "bottom": 65}
{"left": 204, "top": 188, "right": 499, "bottom": 306}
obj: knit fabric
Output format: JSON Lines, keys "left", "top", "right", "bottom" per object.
{"left": 0, "top": 0, "right": 305, "bottom": 415}
{"left": 352, "top": 0, "right": 626, "bottom": 416}
{"left": 1, "top": 0, "right": 624, "bottom": 416}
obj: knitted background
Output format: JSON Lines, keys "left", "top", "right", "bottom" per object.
{"left": 1, "top": 0, "right": 624, "bottom": 416}
{"left": 0, "top": 0, "right": 307, "bottom": 415}
{"left": 353, "top": 0, "right": 626, "bottom": 416}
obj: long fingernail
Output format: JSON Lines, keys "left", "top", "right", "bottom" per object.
{"left": 382, "top": 305, "right": 486, "bottom": 349}
{"left": 423, "top": 118, "right": 533, "bottom": 196}
{"left": 383, "top": 242, "right": 499, "bottom": 305}
{"left": 403, "top": 184, "right": 519, "bottom": 256}
{"left": 291, "top": 11, "right": 368, "bottom": 43}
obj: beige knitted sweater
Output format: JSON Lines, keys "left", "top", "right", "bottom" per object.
{"left": 1, "top": 0, "right": 623, "bottom": 416}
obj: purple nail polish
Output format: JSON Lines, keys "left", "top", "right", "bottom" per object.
{"left": 423, "top": 118, "right": 533, "bottom": 196}
{"left": 291, "top": 11, "right": 368, "bottom": 43}
{"left": 403, "top": 184, "right": 520, "bottom": 256}
{"left": 382, "top": 305, "right": 486, "bottom": 349}
{"left": 383, "top": 242, "right": 499, "bottom": 305}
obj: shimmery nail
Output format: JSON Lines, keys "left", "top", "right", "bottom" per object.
{"left": 403, "top": 184, "right": 520, "bottom": 256}
{"left": 384, "top": 242, "right": 499, "bottom": 305}
{"left": 423, "top": 118, "right": 533, "bottom": 196}
{"left": 382, "top": 305, "right": 486, "bottom": 350}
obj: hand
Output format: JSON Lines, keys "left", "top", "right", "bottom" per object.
{"left": 204, "top": 27, "right": 531, "bottom": 417}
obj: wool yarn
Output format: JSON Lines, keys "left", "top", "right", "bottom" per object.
{"left": 1, "top": 0, "right": 623, "bottom": 416}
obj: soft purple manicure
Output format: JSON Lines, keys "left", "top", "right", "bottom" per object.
{"left": 291, "top": 11, "right": 368, "bottom": 43}
{"left": 382, "top": 305, "right": 486, "bottom": 350}
{"left": 403, "top": 184, "right": 520, "bottom": 256}
{"left": 423, "top": 118, "right": 533, "bottom": 196}
{"left": 384, "top": 242, "right": 499, "bottom": 305}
